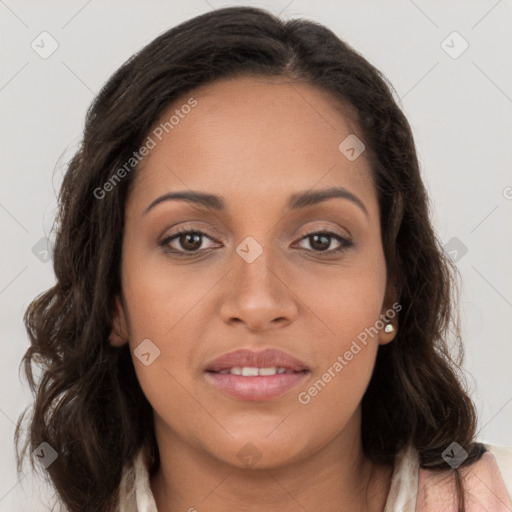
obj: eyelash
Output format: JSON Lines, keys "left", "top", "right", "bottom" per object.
{"left": 158, "top": 227, "right": 353, "bottom": 257}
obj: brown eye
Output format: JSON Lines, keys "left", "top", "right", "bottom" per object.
{"left": 177, "top": 232, "right": 203, "bottom": 251}
{"left": 158, "top": 229, "right": 221, "bottom": 256}
{"left": 296, "top": 231, "right": 352, "bottom": 254}
{"left": 308, "top": 233, "right": 331, "bottom": 251}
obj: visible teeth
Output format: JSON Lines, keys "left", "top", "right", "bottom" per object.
{"left": 241, "top": 366, "right": 259, "bottom": 376}
{"left": 218, "top": 366, "right": 295, "bottom": 376}
{"left": 258, "top": 367, "right": 278, "bottom": 376}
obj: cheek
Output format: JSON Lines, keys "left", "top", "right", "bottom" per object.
{"left": 120, "top": 257, "right": 219, "bottom": 427}
{"left": 121, "top": 273, "right": 199, "bottom": 394}
{"left": 295, "top": 263, "right": 387, "bottom": 350}
{"left": 293, "top": 265, "right": 386, "bottom": 414}
{"left": 293, "top": 290, "right": 382, "bottom": 445}
{"left": 121, "top": 256, "right": 222, "bottom": 342}
{"left": 299, "top": 334, "right": 378, "bottom": 412}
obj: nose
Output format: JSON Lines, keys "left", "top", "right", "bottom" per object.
{"left": 220, "top": 246, "right": 299, "bottom": 332}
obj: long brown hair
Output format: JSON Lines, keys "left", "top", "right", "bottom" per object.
{"left": 16, "top": 6, "right": 484, "bottom": 511}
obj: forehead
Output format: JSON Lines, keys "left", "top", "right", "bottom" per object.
{"left": 128, "top": 75, "right": 377, "bottom": 220}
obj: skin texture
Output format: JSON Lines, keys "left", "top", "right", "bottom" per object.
{"left": 110, "top": 76, "right": 398, "bottom": 512}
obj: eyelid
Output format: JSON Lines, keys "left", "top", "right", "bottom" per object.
{"left": 296, "top": 221, "right": 352, "bottom": 239}
{"left": 158, "top": 221, "right": 224, "bottom": 243}
{"left": 159, "top": 220, "right": 351, "bottom": 244}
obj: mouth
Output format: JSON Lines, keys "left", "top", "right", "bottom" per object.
{"left": 209, "top": 366, "right": 306, "bottom": 376}
{"left": 204, "top": 348, "right": 310, "bottom": 401}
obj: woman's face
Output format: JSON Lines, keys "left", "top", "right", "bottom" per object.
{"left": 112, "top": 75, "right": 397, "bottom": 469}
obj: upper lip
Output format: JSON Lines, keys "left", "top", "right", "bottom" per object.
{"left": 205, "top": 348, "right": 309, "bottom": 372}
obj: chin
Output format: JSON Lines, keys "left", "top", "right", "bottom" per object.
{"left": 206, "top": 433, "right": 310, "bottom": 470}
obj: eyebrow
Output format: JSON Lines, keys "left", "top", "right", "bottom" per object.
{"left": 143, "top": 186, "right": 369, "bottom": 218}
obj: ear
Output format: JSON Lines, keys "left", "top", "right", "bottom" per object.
{"left": 109, "top": 295, "right": 129, "bottom": 347}
{"left": 379, "top": 280, "right": 400, "bottom": 346}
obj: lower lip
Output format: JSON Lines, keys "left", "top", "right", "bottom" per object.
{"left": 205, "top": 371, "right": 309, "bottom": 401}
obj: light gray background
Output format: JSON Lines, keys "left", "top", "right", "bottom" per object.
{"left": 1, "top": 0, "right": 511, "bottom": 509}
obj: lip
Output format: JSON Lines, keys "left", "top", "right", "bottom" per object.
{"left": 204, "top": 348, "right": 310, "bottom": 402}
{"left": 205, "top": 348, "right": 309, "bottom": 373}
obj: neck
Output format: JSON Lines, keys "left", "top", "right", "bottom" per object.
{"left": 150, "top": 409, "right": 393, "bottom": 512}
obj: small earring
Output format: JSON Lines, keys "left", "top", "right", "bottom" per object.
{"left": 384, "top": 323, "right": 395, "bottom": 333}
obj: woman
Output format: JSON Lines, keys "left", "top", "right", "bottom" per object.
{"left": 15, "top": 6, "right": 512, "bottom": 511}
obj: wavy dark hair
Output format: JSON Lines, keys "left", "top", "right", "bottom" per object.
{"left": 16, "top": 5, "right": 485, "bottom": 511}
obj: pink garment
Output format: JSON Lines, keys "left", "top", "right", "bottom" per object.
{"left": 416, "top": 451, "right": 511, "bottom": 511}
